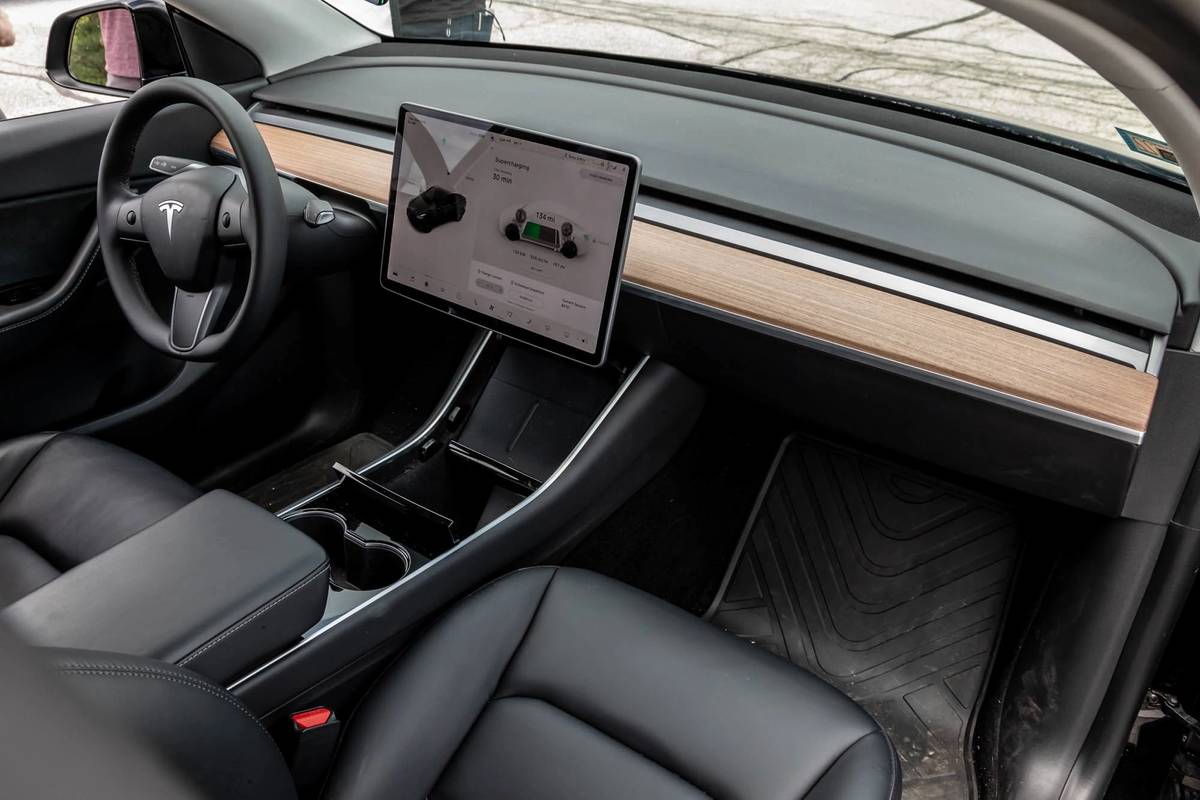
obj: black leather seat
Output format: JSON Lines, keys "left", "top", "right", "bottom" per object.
{"left": 36, "top": 566, "right": 900, "bottom": 799}
{"left": 0, "top": 433, "right": 199, "bottom": 606}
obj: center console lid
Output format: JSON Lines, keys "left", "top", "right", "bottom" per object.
{"left": 2, "top": 490, "right": 329, "bottom": 684}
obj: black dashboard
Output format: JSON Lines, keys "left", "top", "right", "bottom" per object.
{"left": 200, "top": 47, "right": 1200, "bottom": 520}
{"left": 257, "top": 49, "right": 1199, "bottom": 337}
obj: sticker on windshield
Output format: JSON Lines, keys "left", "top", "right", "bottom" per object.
{"left": 1116, "top": 128, "right": 1178, "bottom": 166}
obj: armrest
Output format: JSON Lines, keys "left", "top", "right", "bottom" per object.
{"left": 2, "top": 490, "right": 329, "bottom": 684}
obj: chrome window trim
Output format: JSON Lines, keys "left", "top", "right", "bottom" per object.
{"left": 1148, "top": 333, "right": 1169, "bottom": 375}
{"left": 228, "top": 354, "right": 650, "bottom": 691}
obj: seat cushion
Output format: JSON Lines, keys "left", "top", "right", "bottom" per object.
{"left": 44, "top": 647, "right": 296, "bottom": 800}
{"left": 0, "top": 433, "right": 199, "bottom": 603}
{"left": 327, "top": 567, "right": 900, "bottom": 800}
{"left": 0, "top": 536, "right": 59, "bottom": 606}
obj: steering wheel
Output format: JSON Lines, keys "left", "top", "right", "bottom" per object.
{"left": 96, "top": 77, "right": 286, "bottom": 361}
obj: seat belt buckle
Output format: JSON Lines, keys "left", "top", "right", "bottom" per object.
{"left": 285, "top": 706, "right": 341, "bottom": 790}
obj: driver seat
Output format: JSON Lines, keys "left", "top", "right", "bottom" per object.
{"left": 0, "top": 433, "right": 198, "bottom": 606}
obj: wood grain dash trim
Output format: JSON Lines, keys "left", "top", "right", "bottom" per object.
{"left": 213, "top": 123, "right": 1158, "bottom": 433}
{"left": 213, "top": 126, "right": 392, "bottom": 205}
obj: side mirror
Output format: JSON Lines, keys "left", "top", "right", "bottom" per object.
{"left": 46, "top": 1, "right": 187, "bottom": 96}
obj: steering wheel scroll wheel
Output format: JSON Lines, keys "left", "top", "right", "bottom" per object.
{"left": 97, "top": 77, "right": 287, "bottom": 361}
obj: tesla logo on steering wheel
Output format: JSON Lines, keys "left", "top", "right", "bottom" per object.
{"left": 157, "top": 200, "right": 184, "bottom": 240}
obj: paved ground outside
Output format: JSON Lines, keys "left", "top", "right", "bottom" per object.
{"left": 489, "top": 0, "right": 1159, "bottom": 146}
{"left": 2, "top": 0, "right": 1162, "bottom": 151}
{"left": 0, "top": 0, "right": 117, "bottom": 119}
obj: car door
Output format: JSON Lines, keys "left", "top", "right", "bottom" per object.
{"left": 0, "top": 3, "right": 260, "bottom": 443}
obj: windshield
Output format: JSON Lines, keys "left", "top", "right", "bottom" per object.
{"left": 324, "top": 0, "right": 1177, "bottom": 174}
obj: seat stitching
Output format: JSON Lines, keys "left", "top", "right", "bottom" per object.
{"left": 179, "top": 561, "right": 330, "bottom": 666}
{"left": 55, "top": 665, "right": 272, "bottom": 740}
{"left": 0, "top": 245, "right": 99, "bottom": 336}
{"left": 489, "top": 694, "right": 714, "bottom": 799}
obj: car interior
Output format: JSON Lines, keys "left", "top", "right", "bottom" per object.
{"left": 3, "top": 0, "right": 1200, "bottom": 798}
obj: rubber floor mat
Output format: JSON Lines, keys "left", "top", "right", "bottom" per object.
{"left": 706, "top": 435, "right": 1020, "bottom": 800}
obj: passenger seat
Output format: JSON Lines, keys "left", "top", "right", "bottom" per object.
{"left": 24, "top": 567, "right": 900, "bottom": 799}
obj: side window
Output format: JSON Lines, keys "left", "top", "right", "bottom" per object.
{"left": 0, "top": 3, "right": 124, "bottom": 122}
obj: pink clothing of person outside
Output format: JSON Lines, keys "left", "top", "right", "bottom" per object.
{"left": 0, "top": 7, "right": 15, "bottom": 48}
{"left": 99, "top": 10, "right": 140, "bottom": 85}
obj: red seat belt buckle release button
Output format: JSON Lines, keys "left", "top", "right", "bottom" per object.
{"left": 286, "top": 707, "right": 341, "bottom": 790}
{"left": 291, "top": 707, "right": 334, "bottom": 731}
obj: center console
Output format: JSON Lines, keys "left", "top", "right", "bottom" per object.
{"left": 230, "top": 332, "right": 704, "bottom": 715}
{"left": 202, "top": 108, "right": 699, "bottom": 714}
{"left": 274, "top": 337, "right": 630, "bottom": 627}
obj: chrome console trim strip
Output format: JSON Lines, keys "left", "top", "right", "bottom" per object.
{"left": 229, "top": 354, "right": 650, "bottom": 691}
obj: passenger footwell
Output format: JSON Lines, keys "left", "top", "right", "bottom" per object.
{"left": 706, "top": 434, "right": 1020, "bottom": 800}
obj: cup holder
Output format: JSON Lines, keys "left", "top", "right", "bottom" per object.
{"left": 283, "top": 510, "right": 410, "bottom": 591}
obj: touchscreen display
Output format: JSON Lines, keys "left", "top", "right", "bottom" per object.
{"left": 380, "top": 105, "right": 640, "bottom": 366}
